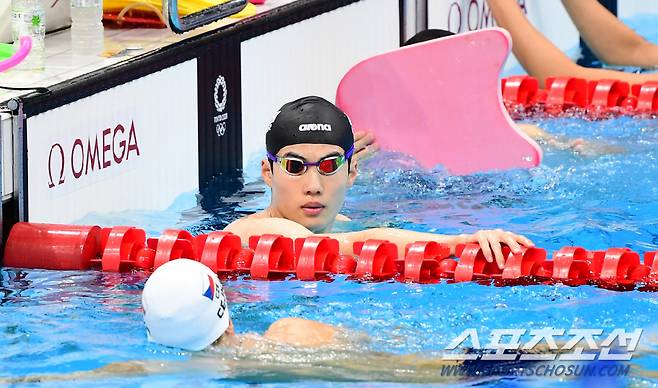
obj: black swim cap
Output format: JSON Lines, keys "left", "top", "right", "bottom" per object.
{"left": 266, "top": 96, "right": 354, "bottom": 156}
{"left": 402, "top": 29, "right": 455, "bottom": 46}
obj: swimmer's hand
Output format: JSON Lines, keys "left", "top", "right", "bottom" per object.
{"left": 460, "top": 230, "right": 534, "bottom": 269}
{"left": 353, "top": 130, "right": 379, "bottom": 164}
{"left": 519, "top": 123, "right": 625, "bottom": 156}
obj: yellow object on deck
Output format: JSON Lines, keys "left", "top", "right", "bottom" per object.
{"left": 104, "top": 0, "right": 256, "bottom": 18}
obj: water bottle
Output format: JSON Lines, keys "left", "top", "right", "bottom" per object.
{"left": 10, "top": 0, "right": 46, "bottom": 70}
{"left": 70, "top": 0, "right": 104, "bottom": 55}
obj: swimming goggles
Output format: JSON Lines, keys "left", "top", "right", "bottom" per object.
{"left": 267, "top": 145, "right": 354, "bottom": 176}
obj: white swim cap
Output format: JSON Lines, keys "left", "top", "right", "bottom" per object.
{"left": 142, "top": 259, "right": 230, "bottom": 351}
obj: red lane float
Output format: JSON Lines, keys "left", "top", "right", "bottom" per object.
{"left": 195, "top": 231, "right": 242, "bottom": 273}
{"left": 294, "top": 236, "right": 339, "bottom": 280}
{"left": 502, "top": 76, "right": 658, "bottom": 117}
{"left": 4, "top": 223, "right": 101, "bottom": 270}
{"left": 4, "top": 222, "right": 658, "bottom": 290}
{"left": 353, "top": 240, "right": 397, "bottom": 279}
{"left": 399, "top": 241, "right": 451, "bottom": 283}
{"left": 248, "top": 234, "right": 295, "bottom": 279}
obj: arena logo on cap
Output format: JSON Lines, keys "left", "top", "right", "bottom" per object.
{"left": 299, "top": 123, "right": 332, "bottom": 132}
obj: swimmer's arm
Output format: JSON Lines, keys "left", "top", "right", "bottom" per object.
{"left": 518, "top": 123, "right": 572, "bottom": 149}
{"left": 352, "top": 130, "right": 379, "bottom": 165}
{"left": 324, "top": 228, "right": 533, "bottom": 268}
{"left": 518, "top": 123, "right": 624, "bottom": 156}
{"left": 2, "top": 358, "right": 237, "bottom": 384}
{"left": 224, "top": 218, "right": 533, "bottom": 268}
{"left": 487, "top": 0, "right": 658, "bottom": 87}
{"left": 561, "top": 0, "right": 658, "bottom": 68}
{"left": 225, "top": 218, "right": 472, "bottom": 256}
{"left": 224, "top": 217, "right": 314, "bottom": 240}
{"left": 0, "top": 361, "right": 156, "bottom": 383}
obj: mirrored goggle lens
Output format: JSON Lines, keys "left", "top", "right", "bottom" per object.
{"left": 317, "top": 156, "right": 344, "bottom": 175}
{"left": 281, "top": 158, "right": 306, "bottom": 175}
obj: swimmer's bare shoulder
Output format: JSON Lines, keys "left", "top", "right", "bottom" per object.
{"left": 224, "top": 212, "right": 350, "bottom": 238}
{"left": 243, "top": 211, "right": 350, "bottom": 222}
{"left": 263, "top": 317, "right": 339, "bottom": 347}
{"left": 224, "top": 213, "right": 312, "bottom": 239}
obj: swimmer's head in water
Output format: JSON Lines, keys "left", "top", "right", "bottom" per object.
{"left": 402, "top": 29, "right": 455, "bottom": 46}
{"left": 142, "top": 259, "right": 230, "bottom": 351}
{"left": 266, "top": 96, "right": 355, "bottom": 159}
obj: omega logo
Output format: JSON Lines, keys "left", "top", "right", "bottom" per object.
{"left": 47, "top": 120, "right": 141, "bottom": 189}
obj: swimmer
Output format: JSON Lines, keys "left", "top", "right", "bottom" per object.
{"left": 517, "top": 123, "right": 624, "bottom": 156}
{"left": 225, "top": 96, "right": 534, "bottom": 268}
{"left": 487, "top": 0, "right": 658, "bottom": 87}
{"left": 142, "top": 259, "right": 340, "bottom": 351}
{"left": 3, "top": 259, "right": 596, "bottom": 384}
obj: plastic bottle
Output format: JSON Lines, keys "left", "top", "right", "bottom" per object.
{"left": 10, "top": 0, "right": 46, "bottom": 70}
{"left": 70, "top": 0, "right": 104, "bottom": 55}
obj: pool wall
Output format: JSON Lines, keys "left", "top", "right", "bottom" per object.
{"left": 1, "top": 0, "right": 400, "bottom": 238}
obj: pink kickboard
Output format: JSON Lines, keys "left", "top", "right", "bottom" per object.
{"left": 336, "top": 28, "right": 542, "bottom": 175}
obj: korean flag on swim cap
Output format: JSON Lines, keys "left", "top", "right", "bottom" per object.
{"left": 266, "top": 96, "right": 355, "bottom": 155}
{"left": 142, "top": 259, "right": 229, "bottom": 351}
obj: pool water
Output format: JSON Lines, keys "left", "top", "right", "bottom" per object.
{"left": 3, "top": 13, "right": 658, "bottom": 387}
{"left": 2, "top": 114, "right": 658, "bottom": 386}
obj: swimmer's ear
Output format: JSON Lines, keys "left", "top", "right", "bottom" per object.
{"left": 262, "top": 158, "right": 273, "bottom": 188}
{"left": 347, "top": 160, "right": 358, "bottom": 187}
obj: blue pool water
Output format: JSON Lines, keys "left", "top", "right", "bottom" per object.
{"left": 2, "top": 115, "right": 658, "bottom": 386}
{"left": 3, "top": 13, "right": 658, "bottom": 387}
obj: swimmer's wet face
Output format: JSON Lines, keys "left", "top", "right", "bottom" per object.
{"left": 263, "top": 143, "right": 357, "bottom": 233}
{"left": 267, "top": 145, "right": 354, "bottom": 176}
{"left": 213, "top": 318, "right": 240, "bottom": 347}
{"left": 263, "top": 96, "right": 356, "bottom": 233}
